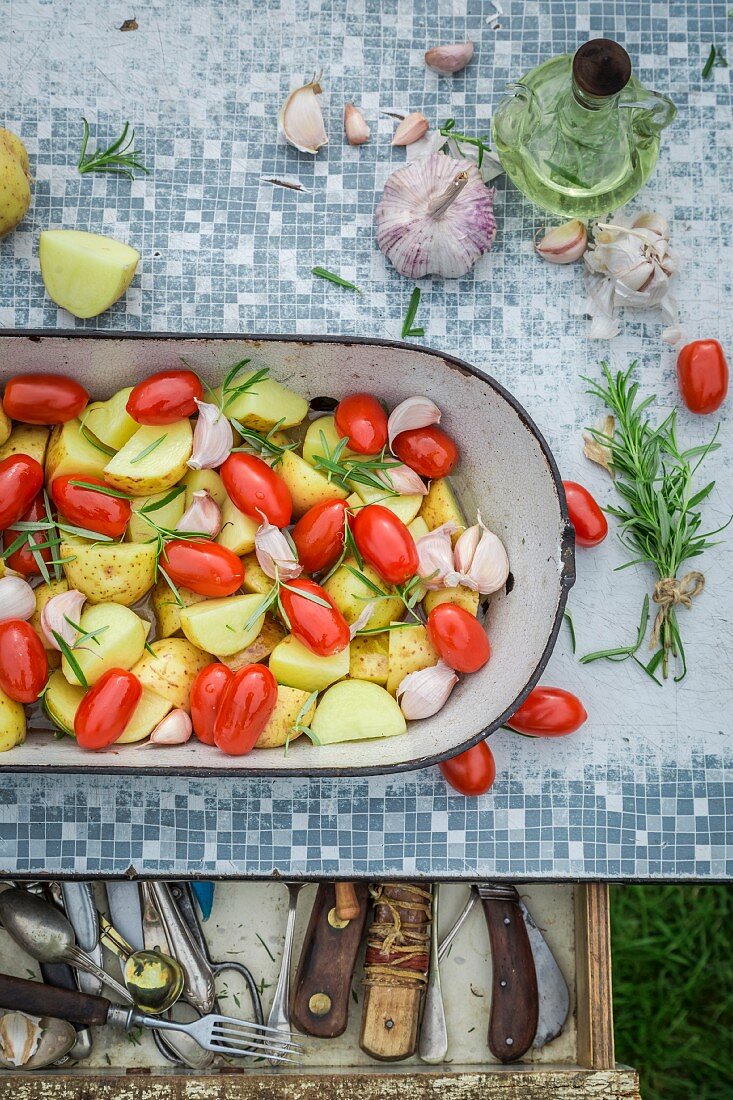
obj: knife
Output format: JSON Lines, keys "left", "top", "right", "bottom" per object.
{"left": 105, "top": 882, "right": 144, "bottom": 954}
{"left": 517, "top": 895, "right": 570, "bottom": 1048}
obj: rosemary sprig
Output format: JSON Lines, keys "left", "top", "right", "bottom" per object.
{"left": 401, "top": 287, "right": 425, "bottom": 339}
{"left": 230, "top": 417, "right": 296, "bottom": 463}
{"left": 52, "top": 630, "right": 88, "bottom": 689}
{"left": 221, "top": 363, "right": 268, "bottom": 413}
{"left": 130, "top": 434, "right": 167, "bottom": 464}
{"left": 440, "top": 118, "right": 492, "bottom": 169}
{"left": 284, "top": 690, "right": 319, "bottom": 757}
{"left": 311, "top": 433, "right": 401, "bottom": 495}
{"left": 77, "top": 118, "right": 149, "bottom": 179}
{"left": 312, "top": 267, "right": 362, "bottom": 293}
{"left": 702, "top": 44, "right": 728, "bottom": 78}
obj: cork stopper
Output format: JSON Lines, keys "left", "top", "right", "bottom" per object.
{"left": 572, "top": 39, "right": 632, "bottom": 97}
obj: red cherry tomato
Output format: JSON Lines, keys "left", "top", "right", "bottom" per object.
{"left": 439, "top": 741, "right": 496, "bottom": 796}
{"left": 4, "top": 495, "right": 51, "bottom": 576}
{"left": 291, "top": 499, "right": 349, "bottom": 574}
{"left": 52, "top": 475, "right": 131, "bottom": 539}
{"left": 0, "top": 455, "right": 44, "bottom": 531}
{"left": 278, "top": 578, "right": 350, "bottom": 657}
{"left": 162, "top": 540, "right": 244, "bottom": 597}
{"left": 392, "top": 425, "right": 458, "bottom": 479}
{"left": 0, "top": 620, "right": 49, "bottom": 703}
{"left": 74, "top": 669, "right": 142, "bottom": 751}
{"left": 213, "top": 664, "right": 278, "bottom": 756}
{"left": 190, "top": 663, "right": 232, "bottom": 746}
{"left": 427, "top": 604, "right": 491, "bottom": 673}
{"left": 220, "top": 453, "right": 292, "bottom": 528}
{"left": 3, "top": 374, "right": 88, "bottom": 425}
{"left": 334, "top": 394, "right": 388, "bottom": 455}
{"left": 352, "top": 504, "right": 418, "bottom": 586}
{"left": 126, "top": 370, "right": 203, "bottom": 425}
{"left": 563, "top": 481, "right": 608, "bottom": 548}
{"left": 506, "top": 686, "right": 587, "bottom": 737}
{"left": 676, "top": 339, "right": 729, "bottom": 414}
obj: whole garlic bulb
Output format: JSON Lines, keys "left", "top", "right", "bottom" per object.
{"left": 376, "top": 153, "right": 496, "bottom": 279}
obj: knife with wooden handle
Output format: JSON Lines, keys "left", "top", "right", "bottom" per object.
{"left": 290, "top": 881, "right": 369, "bottom": 1038}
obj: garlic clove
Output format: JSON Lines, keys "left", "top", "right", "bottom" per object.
{"left": 536, "top": 220, "right": 588, "bottom": 264}
{"left": 188, "top": 401, "right": 234, "bottom": 471}
{"left": 449, "top": 513, "right": 509, "bottom": 595}
{"left": 379, "top": 463, "right": 428, "bottom": 496}
{"left": 631, "top": 212, "right": 669, "bottom": 239}
{"left": 424, "top": 40, "right": 474, "bottom": 76}
{"left": 387, "top": 396, "right": 442, "bottom": 449}
{"left": 41, "top": 589, "right": 86, "bottom": 651}
{"left": 255, "top": 515, "right": 302, "bottom": 581}
{"left": 397, "top": 660, "right": 458, "bottom": 720}
{"left": 0, "top": 575, "right": 36, "bottom": 623}
{"left": 176, "top": 490, "right": 222, "bottom": 537}
{"left": 392, "top": 112, "right": 429, "bottom": 146}
{"left": 0, "top": 1011, "right": 43, "bottom": 1068}
{"left": 344, "top": 103, "right": 370, "bottom": 145}
{"left": 452, "top": 523, "right": 482, "bottom": 575}
{"left": 279, "top": 77, "right": 328, "bottom": 155}
{"left": 416, "top": 522, "right": 458, "bottom": 589}
{"left": 149, "top": 709, "right": 193, "bottom": 746}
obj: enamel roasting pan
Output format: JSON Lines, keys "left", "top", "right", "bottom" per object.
{"left": 0, "top": 333, "right": 575, "bottom": 777}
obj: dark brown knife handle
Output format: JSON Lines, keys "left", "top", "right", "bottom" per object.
{"left": 40, "top": 962, "right": 86, "bottom": 1032}
{"left": 0, "top": 973, "right": 111, "bottom": 1027}
{"left": 481, "top": 892, "right": 539, "bottom": 1063}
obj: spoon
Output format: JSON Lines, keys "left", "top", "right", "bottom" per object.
{"left": 99, "top": 915, "right": 185, "bottom": 1016}
{"left": 0, "top": 1014, "right": 77, "bottom": 1071}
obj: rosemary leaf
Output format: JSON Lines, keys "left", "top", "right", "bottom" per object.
{"left": 69, "top": 480, "right": 132, "bottom": 500}
{"left": 130, "top": 434, "right": 167, "bottom": 464}
{"left": 52, "top": 631, "right": 88, "bottom": 689}
{"left": 401, "top": 287, "right": 425, "bottom": 339}
{"left": 139, "top": 485, "right": 185, "bottom": 513}
{"left": 312, "top": 267, "right": 362, "bottom": 293}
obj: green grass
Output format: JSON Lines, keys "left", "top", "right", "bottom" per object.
{"left": 611, "top": 885, "right": 733, "bottom": 1100}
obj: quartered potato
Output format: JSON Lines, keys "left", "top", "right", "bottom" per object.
{"left": 386, "top": 623, "right": 439, "bottom": 696}
{"left": 182, "top": 468, "right": 227, "bottom": 508}
{"left": 277, "top": 449, "right": 349, "bottom": 518}
{"left": 223, "top": 370, "right": 308, "bottom": 431}
{"left": 84, "top": 388, "right": 137, "bottom": 450}
{"left": 254, "top": 685, "right": 316, "bottom": 748}
{"left": 423, "top": 585, "right": 480, "bottom": 617}
{"left": 179, "top": 594, "right": 266, "bottom": 657}
{"left": 220, "top": 616, "right": 286, "bottom": 672}
{"left": 61, "top": 536, "right": 157, "bottom": 606}
{"left": 269, "top": 634, "right": 349, "bottom": 693}
{"left": 127, "top": 488, "right": 185, "bottom": 543}
{"left": 349, "top": 634, "right": 389, "bottom": 686}
{"left": 217, "top": 495, "right": 258, "bottom": 555}
{"left": 104, "top": 419, "right": 193, "bottom": 495}
{"left": 323, "top": 558, "right": 403, "bottom": 631}
{"left": 44, "top": 670, "right": 172, "bottom": 744}
{"left": 348, "top": 486, "right": 423, "bottom": 525}
{"left": 0, "top": 685, "right": 26, "bottom": 752}
{"left": 45, "top": 419, "right": 108, "bottom": 484}
{"left": 151, "top": 577, "right": 208, "bottom": 638}
{"left": 130, "top": 638, "right": 211, "bottom": 712}
{"left": 61, "top": 603, "right": 149, "bottom": 687}
{"left": 419, "top": 477, "right": 466, "bottom": 536}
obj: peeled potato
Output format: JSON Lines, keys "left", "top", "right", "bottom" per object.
{"left": 0, "top": 128, "right": 31, "bottom": 238}
{"left": 39, "top": 230, "right": 140, "bottom": 319}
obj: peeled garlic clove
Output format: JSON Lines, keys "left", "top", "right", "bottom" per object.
{"left": 255, "top": 515, "right": 302, "bottom": 581}
{"left": 397, "top": 660, "right": 458, "bottom": 720}
{"left": 279, "top": 77, "right": 328, "bottom": 155}
{"left": 0, "top": 575, "right": 36, "bottom": 623}
{"left": 344, "top": 103, "right": 370, "bottom": 145}
{"left": 416, "top": 522, "right": 458, "bottom": 589}
{"left": 149, "top": 709, "right": 193, "bottom": 746}
{"left": 188, "top": 401, "right": 233, "bottom": 471}
{"left": 392, "top": 112, "right": 429, "bottom": 146}
{"left": 424, "top": 40, "right": 474, "bottom": 76}
{"left": 349, "top": 601, "right": 377, "bottom": 639}
{"left": 41, "top": 589, "right": 86, "bottom": 651}
{"left": 388, "top": 396, "right": 442, "bottom": 449}
{"left": 176, "top": 490, "right": 222, "bottom": 537}
{"left": 536, "top": 220, "right": 587, "bottom": 264}
{"left": 380, "top": 463, "right": 428, "bottom": 496}
{"left": 0, "top": 1011, "right": 43, "bottom": 1068}
{"left": 632, "top": 212, "right": 669, "bottom": 239}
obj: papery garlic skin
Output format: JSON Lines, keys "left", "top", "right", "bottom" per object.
{"left": 41, "top": 590, "right": 86, "bottom": 651}
{"left": 416, "top": 523, "right": 458, "bottom": 589}
{"left": 387, "top": 396, "right": 442, "bottom": 449}
{"left": 255, "top": 516, "right": 302, "bottom": 581}
{"left": 188, "top": 401, "right": 234, "bottom": 470}
{"left": 0, "top": 575, "right": 36, "bottom": 623}
{"left": 397, "top": 660, "right": 459, "bottom": 720}
{"left": 279, "top": 78, "right": 328, "bottom": 155}
{"left": 0, "top": 1011, "right": 43, "bottom": 1068}
{"left": 424, "top": 41, "right": 474, "bottom": 76}
{"left": 447, "top": 515, "right": 509, "bottom": 595}
{"left": 149, "top": 709, "right": 193, "bottom": 746}
{"left": 392, "top": 112, "right": 430, "bottom": 146}
{"left": 536, "top": 220, "right": 587, "bottom": 264}
{"left": 344, "top": 103, "right": 370, "bottom": 145}
{"left": 349, "top": 601, "right": 377, "bottom": 639}
{"left": 379, "top": 463, "right": 428, "bottom": 496}
{"left": 176, "top": 490, "right": 222, "bottom": 537}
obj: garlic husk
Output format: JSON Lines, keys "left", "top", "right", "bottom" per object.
{"left": 397, "top": 660, "right": 458, "bottom": 720}
{"left": 349, "top": 601, "right": 377, "bottom": 639}
{"left": 536, "top": 220, "right": 587, "bottom": 264}
{"left": 416, "top": 522, "right": 458, "bottom": 589}
{"left": 188, "top": 401, "right": 234, "bottom": 470}
{"left": 176, "top": 490, "right": 222, "bottom": 537}
{"left": 0, "top": 575, "right": 36, "bottom": 623}
{"left": 41, "top": 590, "right": 86, "bottom": 651}
{"left": 0, "top": 1011, "right": 43, "bottom": 1068}
{"left": 661, "top": 324, "right": 684, "bottom": 346}
{"left": 376, "top": 154, "right": 496, "bottom": 279}
{"left": 582, "top": 415, "right": 615, "bottom": 476}
{"left": 279, "top": 77, "right": 328, "bottom": 155}
{"left": 391, "top": 112, "right": 429, "bottom": 146}
{"left": 344, "top": 103, "right": 370, "bottom": 145}
{"left": 255, "top": 516, "right": 302, "bottom": 581}
{"left": 632, "top": 211, "right": 669, "bottom": 238}
{"left": 447, "top": 514, "right": 509, "bottom": 594}
{"left": 379, "top": 463, "right": 428, "bottom": 496}
{"left": 387, "top": 396, "right": 442, "bottom": 449}
{"left": 149, "top": 709, "right": 193, "bottom": 746}
{"left": 424, "top": 40, "right": 474, "bottom": 76}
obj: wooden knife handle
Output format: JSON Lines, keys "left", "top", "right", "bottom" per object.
{"left": 480, "top": 891, "right": 539, "bottom": 1062}
{"left": 334, "top": 882, "right": 360, "bottom": 921}
{"left": 0, "top": 973, "right": 111, "bottom": 1027}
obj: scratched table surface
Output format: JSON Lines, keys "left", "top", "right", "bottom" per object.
{"left": 0, "top": 0, "right": 730, "bottom": 881}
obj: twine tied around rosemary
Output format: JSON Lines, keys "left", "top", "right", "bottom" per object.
{"left": 363, "top": 884, "right": 432, "bottom": 987}
{"left": 650, "top": 571, "right": 705, "bottom": 647}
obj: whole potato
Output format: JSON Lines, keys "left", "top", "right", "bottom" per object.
{"left": 0, "top": 128, "right": 31, "bottom": 238}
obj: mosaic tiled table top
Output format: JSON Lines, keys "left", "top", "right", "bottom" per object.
{"left": 0, "top": 0, "right": 731, "bottom": 881}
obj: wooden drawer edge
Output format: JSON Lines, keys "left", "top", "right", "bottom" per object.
{"left": 574, "top": 883, "right": 614, "bottom": 1070}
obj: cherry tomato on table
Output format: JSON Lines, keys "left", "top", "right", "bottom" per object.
{"left": 52, "top": 475, "right": 131, "bottom": 539}
{"left": 3, "top": 374, "right": 88, "bottom": 425}
{"left": 352, "top": 504, "right": 418, "bottom": 586}
{"left": 506, "top": 686, "right": 587, "bottom": 736}
{"left": 278, "top": 577, "right": 350, "bottom": 657}
{"left": 190, "top": 663, "right": 232, "bottom": 746}
{"left": 676, "top": 339, "right": 728, "bottom": 414}
{"left": 427, "top": 603, "right": 491, "bottom": 674}
{"left": 126, "top": 370, "right": 203, "bottom": 425}
{"left": 4, "top": 495, "right": 52, "bottom": 576}
{"left": 74, "top": 669, "right": 142, "bottom": 751}
{"left": 392, "top": 424, "right": 458, "bottom": 479}
{"left": 439, "top": 741, "right": 496, "bottom": 796}
{"left": 334, "top": 393, "right": 388, "bottom": 455}
{"left": 0, "top": 455, "right": 45, "bottom": 531}
{"left": 0, "top": 620, "right": 49, "bottom": 704}
{"left": 162, "top": 540, "right": 244, "bottom": 597}
{"left": 562, "top": 481, "right": 607, "bottom": 548}
{"left": 213, "top": 664, "right": 278, "bottom": 756}
{"left": 291, "top": 499, "right": 349, "bottom": 574}
{"left": 220, "top": 452, "right": 292, "bottom": 528}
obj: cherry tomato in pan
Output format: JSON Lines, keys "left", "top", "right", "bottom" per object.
{"left": 0, "top": 454, "right": 44, "bottom": 531}
{"left": 352, "top": 504, "right": 418, "bottom": 586}
{"left": 563, "top": 481, "right": 608, "bottom": 548}
{"left": 3, "top": 374, "right": 89, "bottom": 425}
{"left": 126, "top": 370, "right": 203, "bottom": 425}
{"left": 190, "top": 663, "right": 233, "bottom": 746}
{"left": 220, "top": 452, "right": 292, "bottom": 528}
{"left": 392, "top": 424, "right": 458, "bottom": 479}
{"left": 506, "top": 686, "right": 587, "bottom": 737}
{"left": 162, "top": 540, "right": 244, "bottom": 597}
{"left": 278, "top": 577, "right": 350, "bottom": 657}
{"left": 52, "top": 475, "right": 131, "bottom": 539}
{"left": 427, "top": 604, "right": 491, "bottom": 674}
{"left": 4, "top": 495, "right": 51, "bottom": 576}
{"left": 74, "top": 669, "right": 142, "bottom": 751}
{"left": 0, "top": 620, "right": 49, "bottom": 704}
{"left": 291, "top": 499, "right": 349, "bottom": 574}
{"left": 213, "top": 664, "right": 278, "bottom": 756}
{"left": 676, "top": 339, "right": 728, "bottom": 414}
{"left": 334, "top": 393, "right": 389, "bottom": 455}
{"left": 439, "top": 741, "right": 497, "bottom": 797}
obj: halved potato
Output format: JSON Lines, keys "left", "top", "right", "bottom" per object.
{"left": 127, "top": 489, "right": 185, "bottom": 543}
{"left": 311, "top": 680, "right": 406, "bottom": 744}
{"left": 61, "top": 603, "right": 149, "bottom": 687}
{"left": 323, "top": 558, "right": 403, "bottom": 631}
{"left": 182, "top": 469, "right": 227, "bottom": 509}
{"left": 179, "top": 594, "right": 266, "bottom": 657}
{"left": 84, "top": 388, "right": 137, "bottom": 450}
{"left": 350, "top": 486, "right": 423, "bottom": 526}
{"left": 349, "top": 634, "right": 389, "bottom": 686}
{"left": 254, "top": 685, "right": 317, "bottom": 749}
{"left": 116, "top": 690, "right": 174, "bottom": 744}
{"left": 45, "top": 419, "right": 109, "bottom": 484}
{"left": 419, "top": 478, "right": 465, "bottom": 538}
{"left": 223, "top": 370, "right": 308, "bottom": 431}
{"left": 386, "top": 623, "right": 439, "bottom": 696}
{"left": 104, "top": 419, "right": 192, "bottom": 496}
{"left": 0, "top": 424, "right": 49, "bottom": 466}
{"left": 0, "top": 685, "right": 26, "bottom": 751}
{"left": 130, "top": 638, "right": 211, "bottom": 712}
{"left": 278, "top": 449, "right": 349, "bottom": 518}
{"left": 269, "top": 634, "right": 349, "bottom": 693}
{"left": 220, "top": 616, "right": 286, "bottom": 672}
{"left": 408, "top": 516, "right": 430, "bottom": 543}
{"left": 39, "top": 230, "right": 140, "bottom": 319}
{"left": 423, "top": 585, "right": 480, "bottom": 617}
{"left": 151, "top": 577, "right": 208, "bottom": 638}
{"left": 217, "top": 495, "right": 258, "bottom": 555}
{"left": 61, "top": 537, "right": 157, "bottom": 606}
